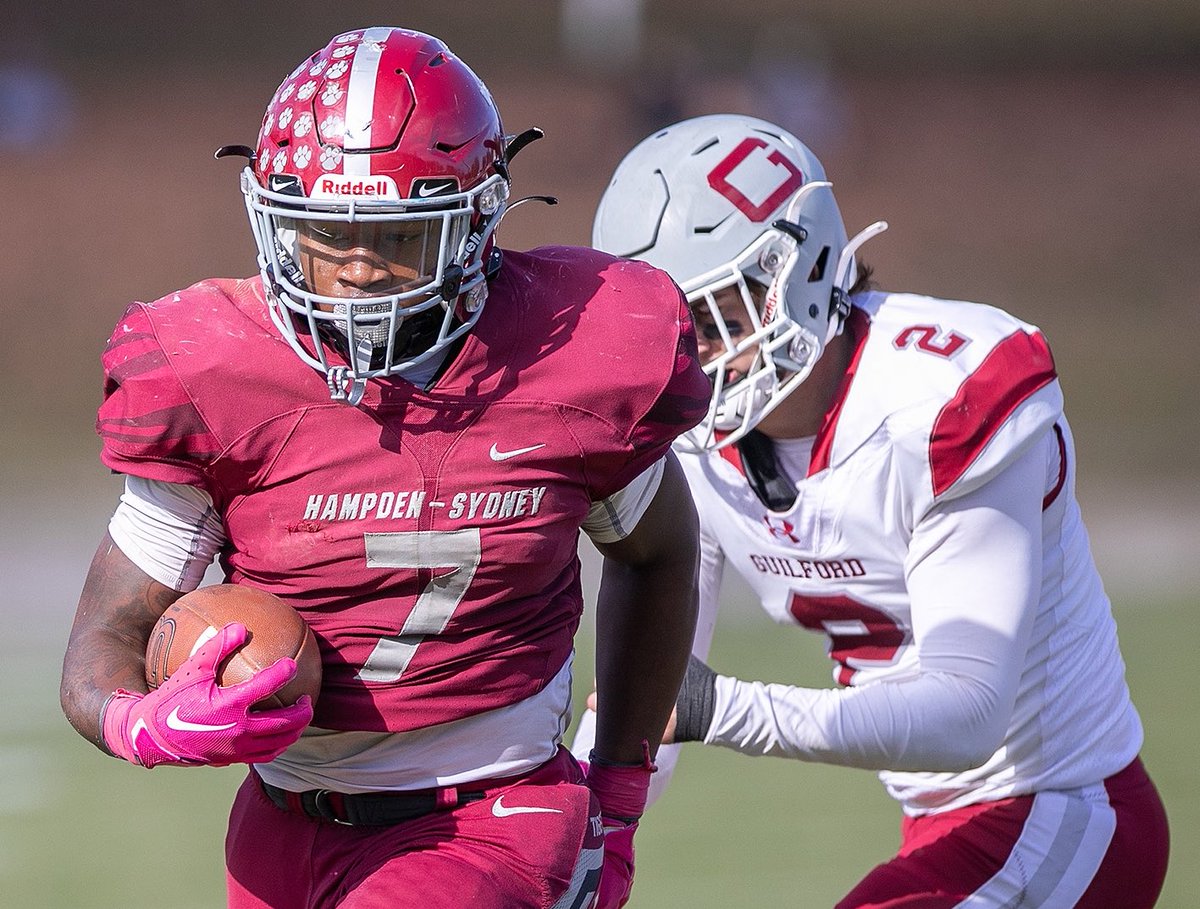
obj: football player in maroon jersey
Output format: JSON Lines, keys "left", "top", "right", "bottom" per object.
{"left": 575, "top": 114, "right": 1169, "bottom": 908}
{"left": 59, "top": 28, "right": 709, "bottom": 909}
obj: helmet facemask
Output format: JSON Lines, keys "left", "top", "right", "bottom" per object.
{"left": 681, "top": 181, "right": 877, "bottom": 451}
{"left": 682, "top": 232, "right": 810, "bottom": 451}
{"left": 244, "top": 169, "right": 507, "bottom": 402}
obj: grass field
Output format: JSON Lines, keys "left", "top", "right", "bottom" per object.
{"left": 2, "top": 589, "right": 1192, "bottom": 908}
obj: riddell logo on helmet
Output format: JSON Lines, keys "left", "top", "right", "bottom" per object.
{"left": 311, "top": 176, "right": 401, "bottom": 200}
{"left": 762, "top": 285, "right": 780, "bottom": 324}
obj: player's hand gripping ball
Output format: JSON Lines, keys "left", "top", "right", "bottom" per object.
{"left": 146, "top": 584, "right": 322, "bottom": 710}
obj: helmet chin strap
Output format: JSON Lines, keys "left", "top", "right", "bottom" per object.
{"left": 263, "top": 246, "right": 369, "bottom": 405}
{"left": 326, "top": 337, "right": 372, "bottom": 405}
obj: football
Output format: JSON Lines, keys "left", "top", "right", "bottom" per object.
{"left": 145, "top": 584, "right": 322, "bottom": 710}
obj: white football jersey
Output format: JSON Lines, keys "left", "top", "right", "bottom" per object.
{"left": 682, "top": 290, "right": 1143, "bottom": 815}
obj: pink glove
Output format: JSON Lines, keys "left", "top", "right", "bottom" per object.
{"left": 586, "top": 745, "right": 656, "bottom": 909}
{"left": 595, "top": 818, "right": 638, "bottom": 909}
{"left": 102, "top": 622, "right": 313, "bottom": 768}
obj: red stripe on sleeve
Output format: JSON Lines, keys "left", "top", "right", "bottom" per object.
{"left": 930, "top": 330, "right": 1057, "bottom": 497}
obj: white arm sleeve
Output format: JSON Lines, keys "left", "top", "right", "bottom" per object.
{"left": 107, "top": 476, "right": 226, "bottom": 592}
{"left": 705, "top": 436, "right": 1046, "bottom": 772}
{"left": 580, "top": 457, "right": 665, "bottom": 544}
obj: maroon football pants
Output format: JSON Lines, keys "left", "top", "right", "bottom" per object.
{"left": 837, "top": 757, "right": 1168, "bottom": 908}
{"left": 225, "top": 748, "right": 604, "bottom": 909}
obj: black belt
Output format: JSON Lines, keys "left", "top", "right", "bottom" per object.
{"left": 257, "top": 774, "right": 487, "bottom": 826}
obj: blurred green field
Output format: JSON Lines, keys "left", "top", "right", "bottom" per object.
{"left": 3, "top": 595, "right": 1192, "bottom": 908}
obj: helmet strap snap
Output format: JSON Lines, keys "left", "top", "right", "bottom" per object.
{"left": 438, "top": 265, "right": 465, "bottom": 301}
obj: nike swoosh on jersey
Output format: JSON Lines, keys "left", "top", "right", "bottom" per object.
{"left": 491, "top": 795, "right": 564, "bottom": 817}
{"left": 489, "top": 443, "right": 547, "bottom": 461}
{"left": 165, "top": 706, "right": 237, "bottom": 733}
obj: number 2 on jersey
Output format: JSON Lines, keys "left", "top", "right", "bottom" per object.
{"left": 893, "top": 324, "right": 970, "bottom": 358}
{"left": 357, "top": 529, "right": 482, "bottom": 683}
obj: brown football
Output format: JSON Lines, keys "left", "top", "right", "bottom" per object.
{"left": 145, "top": 584, "right": 322, "bottom": 710}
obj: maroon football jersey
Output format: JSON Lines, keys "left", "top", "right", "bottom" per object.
{"left": 98, "top": 247, "right": 708, "bottom": 732}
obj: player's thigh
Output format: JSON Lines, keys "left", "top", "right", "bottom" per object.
{"left": 1075, "top": 758, "right": 1168, "bottom": 909}
{"left": 225, "top": 773, "right": 322, "bottom": 909}
{"left": 225, "top": 763, "right": 603, "bottom": 909}
{"left": 838, "top": 763, "right": 1165, "bottom": 909}
{"left": 336, "top": 777, "right": 601, "bottom": 909}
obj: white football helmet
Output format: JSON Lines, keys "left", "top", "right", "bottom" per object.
{"left": 593, "top": 114, "right": 886, "bottom": 449}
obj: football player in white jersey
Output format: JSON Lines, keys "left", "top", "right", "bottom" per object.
{"left": 572, "top": 114, "right": 1169, "bottom": 908}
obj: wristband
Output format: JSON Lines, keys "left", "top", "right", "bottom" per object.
{"left": 674, "top": 654, "right": 717, "bottom": 742}
{"left": 587, "top": 741, "right": 656, "bottom": 823}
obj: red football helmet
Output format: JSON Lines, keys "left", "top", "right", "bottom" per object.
{"left": 240, "top": 27, "right": 509, "bottom": 401}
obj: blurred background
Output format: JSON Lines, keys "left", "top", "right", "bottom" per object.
{"left": 2, "top": 1, "right": 1196, "bottom": 906}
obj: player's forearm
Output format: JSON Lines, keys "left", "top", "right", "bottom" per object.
{"left": 705, "top": 669, "right": 1008, "bottom": 771}
{"left": 590, "top": 454, "right": 700, "bottom": 763}
{"left": 60, "top": 535, "right": 179, "bottom": 748}
{"left": 61, "top": 627, "right": 152, "bottom": 748}
{"left": 593, "top": 553, "right": 698, "bottom": 763}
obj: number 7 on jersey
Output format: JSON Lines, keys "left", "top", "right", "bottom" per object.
{"left": 357, "top": 529, "right": 482, "bottom": 683}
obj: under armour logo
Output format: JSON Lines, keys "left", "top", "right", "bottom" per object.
{"left": 763, "top": 516, "right": 802, "bottom": 544}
